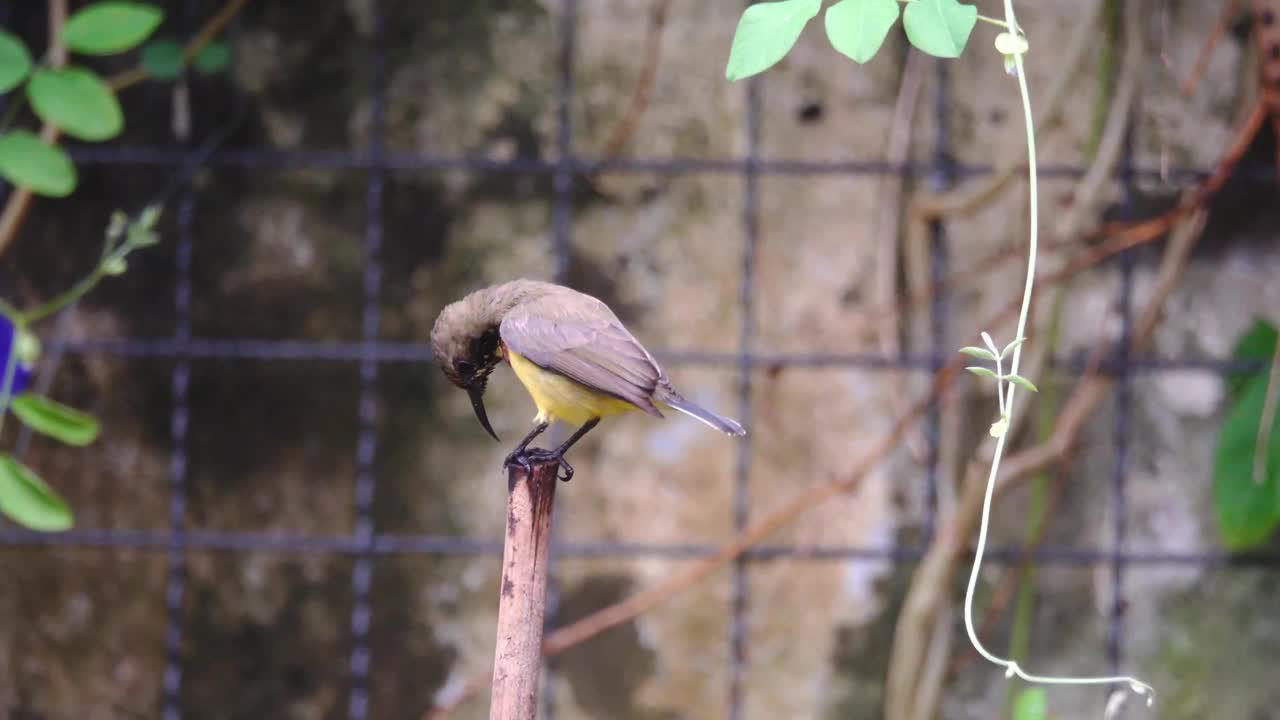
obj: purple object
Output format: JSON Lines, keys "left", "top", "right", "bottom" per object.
{"left": 0, "top": 314, "right": 33, "bottom": 395}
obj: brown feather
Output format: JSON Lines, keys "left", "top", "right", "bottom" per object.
{"left": 499, "top": 290, "right": 667, "bottom": 417}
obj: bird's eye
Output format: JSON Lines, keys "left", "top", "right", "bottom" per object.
{"left": 455, "top": 360, "right": 475, "bottom": 374}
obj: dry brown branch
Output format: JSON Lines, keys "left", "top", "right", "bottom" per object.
{"left": 595, "top": 0, "right": 670, "bottom": 162}
{"left": 1090, "top": 101, "right": 1267, "bottom": 251}
{"left": 1055, "top": 0, "right": 1144, "bottom": 242}
{"left": 876, "top": 50, "right": 925, "bottom": 357}
{"left": 878, "top": 50, "right": 927, "bottom": 462}
{"left": 1180, "top": 0, "right": 1242, "bottom": 98}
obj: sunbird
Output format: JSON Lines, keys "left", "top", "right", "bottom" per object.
{"left": 431, "top": 279, "right": 746, "bottom": 480}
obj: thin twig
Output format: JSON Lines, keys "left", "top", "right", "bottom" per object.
{"left": 877, "top": 49, "right": 927, "bottom": 462}
{"left": 1090, "top": 101, "right": 1268, "bottom": 249}
{"left": 48, "top": 0, "right": 68, "bottom": 66}
{"left": 911, "top": 597, "right": 953, "bottom": 720}
{"left": 595, "top": 0, "right": 669, "bottom": 161}
{"left": 1182, "top": 0, "right": 1242, "bottom": 98}
{"left": 1055, "top": 0, "right": 1143, "bottom": 242}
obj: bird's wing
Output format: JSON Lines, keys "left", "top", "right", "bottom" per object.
{"left": 500, "top": 297, "right": 665, "bottom": 417}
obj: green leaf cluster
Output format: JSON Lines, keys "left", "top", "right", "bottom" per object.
{"left": 726, "top": 0, "right": 980, "bottom": 82}
{"left": 0, "top": 2, "right": 164, "bottom": 197}
{"left": 0, "top": 394, "right": 99, "bottom": 531}
{"left": 0, "top": 205, "right": 163, "bottom": 531}
{"left": 1214, "top": 320, "right": 1280, "bottom": 550}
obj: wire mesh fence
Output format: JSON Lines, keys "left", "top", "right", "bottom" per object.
{"left": 1, "top": 1, "right": 1277, "bottom": 718}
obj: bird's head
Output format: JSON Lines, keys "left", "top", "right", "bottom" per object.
{"left": 430, "top": 296, "right": 505, "bottom": 441}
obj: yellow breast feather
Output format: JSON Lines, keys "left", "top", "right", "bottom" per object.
{"left": 507, "top": 349, "right": 638, "bottom": 427}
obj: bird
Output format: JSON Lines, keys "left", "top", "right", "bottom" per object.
{"left": 430, "top": 279, "right": 746, "bottom": 481}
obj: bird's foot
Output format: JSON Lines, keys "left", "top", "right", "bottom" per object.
{"left": 503, "top": 447, "right": 574, "bottom": 482}
{"left": 502, "top": 447, "right": 533, "bottom": 477}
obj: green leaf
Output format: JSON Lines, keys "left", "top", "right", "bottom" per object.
{"left": 902, "top": 0, "right": 978, "bottom": 58}
{"left": 0, "top": 30, "right": 33, "bottom": 93}
{"left": 0, "top": 131, "right": 77, "bottom": 197}
{"left": 11, "top": 395, "right": 101, "bottom": 447}
{"left": 193, "top": 41, "right": 230, "bottom": 75}
{"left": 725, "top": 0, "right": 822, "bottom": 81}
{"left": 1001, "top": 337, "right": 1027, "bottom": 359}
{"left": 824, "top": 0, "right": 899, "bottom": 64}
{"left": 980, "top": 331, "right": 999, "bottom": 355}
{"left": 1012, "top": 687, "right": 1048, "bottom": 720}
{"left": 63, "top": 1, "right": 163, "bottom": 55}
{"left": 959, "top": 346, "right": 997, "bottom": 361}
{"left": 140, "top": 39, "right": 184, "bottom": 80}
{"left": 27, "top": 67, "right": 124, "bottom": 141}
{"left": 966, "top": 366, "right": 999, "bottom": 380}
{"left": 1228, "top": 319, "right": 1277, "bottom": 402}
{"left": 1006, "top": 374, "right": 1039, "bottom": 393}
{"left": 1213, "top": 375, "right": 1280, "bottom": 550}
{"left": 0, "top": 455, "right": 72, "bottom": 532}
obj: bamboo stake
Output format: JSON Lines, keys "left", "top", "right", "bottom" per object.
{"left": 488, "top": 458, "right": 559, "bottom": 720}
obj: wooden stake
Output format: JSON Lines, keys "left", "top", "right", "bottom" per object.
{"left": 489, "top": 458, "right": 559, "bottom": 720}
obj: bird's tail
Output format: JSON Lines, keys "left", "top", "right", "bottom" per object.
{"left": 660, "top": 392, "right": 747, "bottom": 436}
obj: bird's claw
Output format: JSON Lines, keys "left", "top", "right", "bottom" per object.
{"left": 502, "top": 447, "right": 574, "bottom": 482}
{"left": 502, "top": 448, "right": 533, "bottom": 476}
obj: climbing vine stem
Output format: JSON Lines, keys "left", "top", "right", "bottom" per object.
{"left": 959, "top": 0, "right": 1155, "bottom": 711}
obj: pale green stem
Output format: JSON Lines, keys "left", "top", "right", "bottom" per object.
{"left": 993, "top": 351, "right": 1007, "bottom": 417}
{"left": 22, "top": 233, "right": 137, "bottom": 325}
{"left": 1002, "top": 295, "right": 1063, "bottom": 718}
{"left": 959, "top": 0, "right": 1155, "bottom": 709}
{"left": 23, "top": 266, "right": 108, "bottom": 325}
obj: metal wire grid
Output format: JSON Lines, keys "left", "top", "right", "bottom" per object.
{"left": 0, "top": 1, "right": 1275, "bottom": 717}
{"left": 163, "top": 4, "right": 197, "bottom": 718}
{"left": 346, "top": 5, "right": 389, "bottom": 717}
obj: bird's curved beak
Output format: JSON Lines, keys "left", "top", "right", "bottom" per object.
{"left": 466, "top": 379, "right": 499, "bottom": 441}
